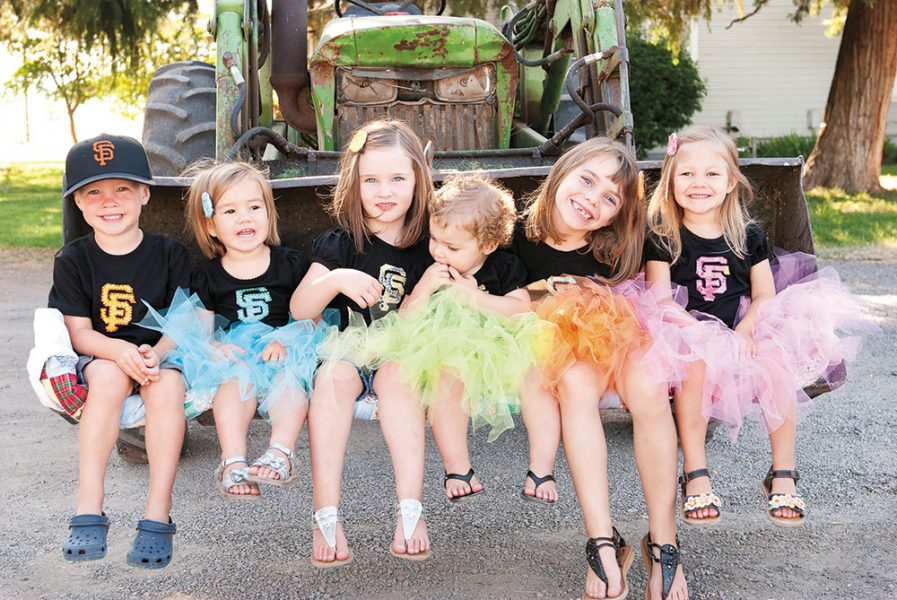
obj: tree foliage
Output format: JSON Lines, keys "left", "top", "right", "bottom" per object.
{"left": 628, "top": 34, "right": 706, "bottom": 157}
{"left": 1, "top": 0, "right": 197, "bottom": 66}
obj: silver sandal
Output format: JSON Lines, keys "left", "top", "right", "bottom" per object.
{"left": 244, "top": 443, "right": 298, "bottom": 487}
{"left": 310, "top": 506, "right": 353, "bottom": 569}
{"left": 214, "top": 456, "right": 261, "bottom": 500}
{"left": 389, "top": 499, "right": 430, "bottom": 561}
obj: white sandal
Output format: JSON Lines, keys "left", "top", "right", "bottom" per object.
{"left": 310, "top": 506, "right": 353, "bottom": 569}
{"left": 214, "top": 456, "right": 261, "bottom": 500}
{"left": 244, "top": 443, "right": 298, "bottom": 487}
{"left": 389, "top": 499, "right": 431, "bottom": 561}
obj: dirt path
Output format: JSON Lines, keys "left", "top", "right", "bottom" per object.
{"left": 1, "top": 249, "right": 895, "bottom": 599}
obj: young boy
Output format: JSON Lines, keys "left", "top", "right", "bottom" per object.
{"left": 49, "top": 134, "right": 190, "bottom": 569}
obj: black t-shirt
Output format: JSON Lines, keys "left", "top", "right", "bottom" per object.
{"left": 644, "top": 223, "right": 771, "bottom": 328}
{"left": 48, "top": 231, "right": 191, "bottom": 347}
{"left": 191, "top": 246, "right": 310, "bottom": 328}
{"left": 311, "top": 227, "right": 433, "bottom": 327}
{"left": 508, "top": 222, "right": 612, "bottom": 284}
{"left": 473, "top": 250, "right": 527, "bottom": 296}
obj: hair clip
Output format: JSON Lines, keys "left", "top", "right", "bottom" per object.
{"left": 348, "top": 130, "right": 367, "bottom": 153}
{"left": 201, "top": 192, "right": 214, "bottom": 218}
{"left": 667, "top": 133, "right": 679, "bottom": 156}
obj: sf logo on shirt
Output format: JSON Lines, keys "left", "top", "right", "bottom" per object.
{"left": 100, "top": 283, "right": 136, "bottom": 333}
{"left": 368, "top": 265, "right": 406, "bottom": 320}
{"left": 695, "top": 256, "right": 730, "bottom": 301}
{"left": 236, "top": 287, "right": 272, "bottom": 322}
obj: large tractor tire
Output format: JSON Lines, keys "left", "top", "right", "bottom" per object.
{"left": 142, "top": 61, "right": 216, "bottom": 176}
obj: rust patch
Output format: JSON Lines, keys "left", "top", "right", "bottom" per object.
{"left": 393, "top": 26, "right": 449, "bottom": 58}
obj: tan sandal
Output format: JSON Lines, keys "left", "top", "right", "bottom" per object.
{"left": 389, "top": 499, "right": 431, "bottom": 561}
{"left": 310, "top": 506, "right": 353, "bottom": 569}
{"left": 679, "top": 468, "right": 721, "bottom": 527}
{"left": 760, "top": 468, "right": 806, "bottom": 528}
{"left": 582, "top": 527, "right": 634, "bottom": 600}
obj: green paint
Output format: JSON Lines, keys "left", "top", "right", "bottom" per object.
{"left": 215, "top": 5, "right": 245, "bottom": 159}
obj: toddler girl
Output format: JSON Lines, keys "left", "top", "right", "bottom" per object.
{"left": 375, "top": 174, "right": 547, "bottom": 501}
{"left": 643, "top": 126, "right": 874, "bottom": 528}
{"left": 146, "top": 161, "right": 325, "bottom": 500}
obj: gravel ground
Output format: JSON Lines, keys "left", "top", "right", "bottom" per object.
{"left": 1, "top": 249, "right": 894, "bottom": 599}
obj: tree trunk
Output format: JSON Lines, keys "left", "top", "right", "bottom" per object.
{"left": 803, "top": 0, "right": 897, "bottom": 192}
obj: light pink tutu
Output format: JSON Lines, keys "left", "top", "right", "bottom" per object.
{"left": 636, "top": 251, "right": 878, "bottom": 439}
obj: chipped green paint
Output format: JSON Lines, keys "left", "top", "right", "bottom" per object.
{"left": 310, "top": 16, "right": 517, "bottom": 150}
{"left": 215, "top": 2, "right": 245, "bottom": 159}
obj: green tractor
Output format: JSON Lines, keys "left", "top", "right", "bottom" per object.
{"left": 60, "top": 0, "right": 830, "bottom": 461}
{"left": 59, "top": 0, "right": 813, "bottom": 255}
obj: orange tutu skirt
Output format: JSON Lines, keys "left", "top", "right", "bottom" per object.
{"left": 534, "top": 279, "right": 648, "bottom": 391}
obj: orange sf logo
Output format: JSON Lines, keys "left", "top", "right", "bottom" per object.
{"left": 93, "top": 140, "right": 115, "bottom": 166}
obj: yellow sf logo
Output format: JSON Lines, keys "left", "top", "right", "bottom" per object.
{"left": 100, "top": 283, "right": 136, "bottom": 333}
{"left": 93, "top": 140, "right": 115, "bottom": 166}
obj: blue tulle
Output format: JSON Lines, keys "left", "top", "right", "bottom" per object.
{"left": 138, "top": 288, "right": 331, "bottom": 418}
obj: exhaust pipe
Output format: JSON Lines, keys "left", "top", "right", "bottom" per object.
{"left": 270, "top": 0, "right": 317, "bottom": 134}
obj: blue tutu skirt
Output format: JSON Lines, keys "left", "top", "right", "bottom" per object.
{"left": 139, "top": 288, "right": 330, "bottom": 419}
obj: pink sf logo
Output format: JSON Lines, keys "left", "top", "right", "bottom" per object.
{"left": 695, "top": 256, "right": 729, "bottom": 301}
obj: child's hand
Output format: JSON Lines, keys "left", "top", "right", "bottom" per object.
{"left": 417, "top": 262, "right": 451, "bottom": 296}
{"left": 215, "top": 343, "right": 246, "bottom": 362}
{"left": 448, "top": 266, "right": 478, "bottom": 290}
{"left": 138, "top": 344, "right": 161, "bottom": 384}
{"left": 734, "top": 322, "right": 756, "bottom": 356}
{"left": 114, "top": 341, "right": 152, "bottom": 386}
{"left": 336, "top": 269, "right": 384, "bottom": 309}
{"left": 261, "top": 340, "right": 287, "bottom": 363}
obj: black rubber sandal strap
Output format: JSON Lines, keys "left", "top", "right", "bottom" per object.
{"left": 767, "top": 468, "right": 800, "bottom": 483}
{"left": 681, "top": 468, "right": 711, "bottom": 483}
{"left": 526, "top": 470, "right": 555, "bottom": 491}
{"left": 444, "top": 468, "right": 476, "bottom": 486}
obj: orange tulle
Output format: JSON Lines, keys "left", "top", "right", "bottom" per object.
{"left": 535, "top": 281, "right": 648, "bottom": 391}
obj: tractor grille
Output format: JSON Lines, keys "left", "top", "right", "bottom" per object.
{"left": 337, "top": 101, "right": 496, "bottom": 151}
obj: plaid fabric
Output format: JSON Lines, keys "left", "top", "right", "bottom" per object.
{"left": 40, "top": 366, "right": 88, "bottom": 417}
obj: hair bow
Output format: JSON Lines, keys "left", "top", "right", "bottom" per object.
{"left": 201, "top": 192, "right": 214, "bottom": 218}
{"left": 667, "top": 133, "right": 679, "bottom": 156}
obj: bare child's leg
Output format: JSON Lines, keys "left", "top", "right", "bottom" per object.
{"left": 309, "top": 361, "right": 360, "bottom": 564}
{"left": 429, "top": 372, "right": 483, "bottom": 499}
{"left": 618, "top": 356, "right": 687, "bottom": 600}
{"left": 213, "top": 380, "right": 258, "bottom": 496}
{"left": 520, "top": 368, "right": 560, "bottom": 503}
{"left": 140, "top": 368, "right": 186, "bottom": 521}
{"left": 375, "top": 361, "right": 430, "bottom": 557}
{"left": 674, "top": 360, "right": 719, "bottom": 521}
{"left": 555, "top": 361, "right": 622, "bottom": 600}
{"left": 767, "top": 392, "right": 800, "bottom": 519}
{"left": 248, "top": 376, "right": 308, "bottom": 482}
{"left": 77, "top": 360, "right": 132, "bottom": 515}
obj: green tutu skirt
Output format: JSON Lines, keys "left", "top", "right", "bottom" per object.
{"left": 372, "top": 287, "right": 553, "bottom": 441}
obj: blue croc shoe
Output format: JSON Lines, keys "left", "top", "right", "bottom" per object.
{"left": 126, "top": 518, "right": 176, "bottom": 569}
{"left": 63, "top": 513, "right": 110, "bottom": 561}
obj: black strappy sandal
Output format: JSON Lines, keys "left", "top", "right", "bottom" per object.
{"left": 443, "top": 468, "right": 484, "bottom": 503}
{"left": 640, "top": 533, "right": 681, "bottom": 600}
{"left": 583, "top": 527, "right": 634, "bottom": 600}
{"left": 760, "top": 468, "right": 806, "bottom": 527}
{"left": 679, "top": 468, "right": 721, "bottom": 527}
{"left": 520, "top": 470, "right": 557, "bottom": 505}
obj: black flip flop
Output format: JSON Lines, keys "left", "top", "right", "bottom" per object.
{"left": 444, "top": 468, "right": 484, "bottom": 503}
{"left": 520, "top": 470, "right": 557, "bottom": 505}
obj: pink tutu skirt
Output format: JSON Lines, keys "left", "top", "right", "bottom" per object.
{"left": 636, "top": 251, "right": 878, "bottom": 439}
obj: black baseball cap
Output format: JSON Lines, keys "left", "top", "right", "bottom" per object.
{"left": 62, "top": 134, "right": 154, "bottom": 199}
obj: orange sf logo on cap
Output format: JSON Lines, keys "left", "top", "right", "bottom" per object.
{"left": 93, "top": 140, "right": 115, "bottom": 166}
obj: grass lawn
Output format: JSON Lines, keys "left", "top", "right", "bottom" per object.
{"left": 0, "top": 162, "right": 63, "bottom": 249}
{"left": 2, "top": 161, "right": 896, "bottom": 250}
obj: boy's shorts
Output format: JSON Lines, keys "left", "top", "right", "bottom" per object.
{"left": 76, "top": 355, "right": 183, "bottom": 428}
{"left": 353, "top": 367, "right": 378, "bottom": 420}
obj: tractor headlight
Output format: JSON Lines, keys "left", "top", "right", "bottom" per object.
{"left": 434, "top": 64, "right": 494, "bottom": 102}
{"left": 340, "top": 74, "right": 398, "bottom": 105}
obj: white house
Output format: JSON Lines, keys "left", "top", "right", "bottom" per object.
{"left": 686, "top": 0, "right": 897, "bottom": 140}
